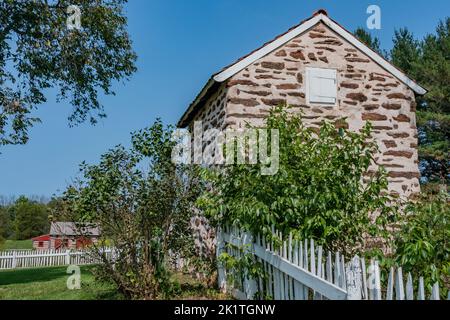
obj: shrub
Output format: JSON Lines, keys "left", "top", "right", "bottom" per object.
{"left": 199, "top": 105, "right": 397, "bottom": 256}
{"left": 56, "top": 120, "right": 202, "bottom": 299}
{"left": 394, "top": 192, "right": 449, "bottom": 297}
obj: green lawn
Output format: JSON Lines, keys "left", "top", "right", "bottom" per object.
{"left": 0, "top": 265, "right": 228, "bottom": 300}
{"left": 1, "top": 239, "right": 33, "bottom": 250}
{"left": 0, "top": 266, "right": 121, "bottom": 300}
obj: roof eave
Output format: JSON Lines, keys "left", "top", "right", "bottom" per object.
{"left": 177, "top": 77, "right": 217, "bottom": 128}
{"left": 214, "top": 13, "right": 426, "bottom": 95}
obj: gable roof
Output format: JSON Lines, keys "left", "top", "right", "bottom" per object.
{"left": 50, "top": 222, "right": 100, "bottom": 237}
{"left": 178, "top": 10, "right": 427, "bottom": 127}
{"left": 31, "top": 234, "right": 50, "bottom": 242}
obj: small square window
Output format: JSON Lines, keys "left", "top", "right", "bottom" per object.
{"left": 306, "top": 67, "right": 337, "bottom": 105}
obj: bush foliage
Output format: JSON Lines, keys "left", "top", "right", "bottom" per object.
{"left": 395, "top": 193, "right": 449, "bottom": 296}
{"left": 199, "top": 106, "right": 397, "bottom": 256}
{"left": 56, "top": 120, "right": 202, "bottom": 299}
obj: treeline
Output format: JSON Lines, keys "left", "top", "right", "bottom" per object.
{"left": 355, "top": 18, "right": 450, "bottom": 187}
{"left": 0, "top": 196, "right": 53, "bottom": 242}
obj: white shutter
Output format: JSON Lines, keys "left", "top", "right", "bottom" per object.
{"left": 307, "top": 68, "right": 337, "bottom": 104}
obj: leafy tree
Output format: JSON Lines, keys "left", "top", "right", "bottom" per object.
{"left": 393, "top": 192, "right": 449, "bottom": 298}
{"left": 199, "top": 106, "right": 397, "bottom": 256}
{"left": 56, "top": 120, "right": 202, "bottom": 299}
{"left": 354, "top": 27, "right": 386, "bottom": 57}
{"left": 12, "top": 196, "right": 49, "bottom": 239}
{"left": 0, "top": 205, "right": 12, "bottom": 240}
{"left": 0, "top": 0, "right": 137, "bottom": 146}
{"left": 0, "top": 206, "right": 5, "bottom": 246}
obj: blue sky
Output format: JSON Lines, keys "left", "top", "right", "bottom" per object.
{"left": 0, "top": 0, "right": 449, "bottom": 198}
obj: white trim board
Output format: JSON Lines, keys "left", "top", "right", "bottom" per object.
{"left": 213, "top": 15, "right": 322, "bottom": 82}
{"left": 213, "top": 13, "right": 426, "bottom": 95}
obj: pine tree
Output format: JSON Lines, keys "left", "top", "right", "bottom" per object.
{"left": 416, "top": 19, "right": 450, "bottom": 186}
{"left": 354, "top": 27, "right": 387, "bottom": 57}
{"left": 391, "top": 28, "right": 420, "bottom": 75}
{"left": 390, "top": 21, "right": 450, "bottom": 187}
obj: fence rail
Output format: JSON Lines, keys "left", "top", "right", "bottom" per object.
{"left": 0, "top": 248, "right": 113, "bottom": 270}
{"left": 218, "top": 226, "right": 448, "bottom": 300}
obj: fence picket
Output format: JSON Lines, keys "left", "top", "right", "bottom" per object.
{"left": 293, "top": 240, "right": 299, "bottom": 266}
{"left": 304, "top": 240, "right": 308, "bottom": 272}
{"left": 218, "top": 227, "right": 445, "bottom": 301}
{"left": 293, "top": 280, "right": 304, "bottom": 300}
{"left": 299, "top": 241, "right": 304, "bottom": 268}
{"left": 0, "top": 248, "right": 113, "bottom": 270}
{"left": 310, "top": 239, "right": 316, "bottom": 276}
{"left": 288, "top": 233, "right": 293, "bottom": 262}
{"left": 431, "top": 282, "right": 440, "bottom": 300}
{"left": 369, "top": 260, "right": 382, "bottom": 300}
{"left": 360, "top": 257, "right": 368, "bottom": 300}
{"left": 340, "top": 255, "right": 347, "bottom": 290}
{"left": 282, "top": 272, "right": 288, "bottom": 299}
{"left": 317, "top": 246, "right": 323, "bottom": 277}
{"left": 386, "top": 267, "right": 394, "bottom": 300}
{"left": 302, "top": 240, "right": 308, "bottom": 299}
{"left": 334, "top": 252, "right": 340, "bottom": 287}
{"left": 326, "top": 252, "right": 332, "bottom": 283}
{"left": 374, "top": 260, "right": 382, "bottom": 300}
{"left": 345, "top": 256, "right": 363, "bottom": 300}
{"left": 273, "top": 267, "right": 281, "bottom": 300}
{"left": 395, "top": 267, "right": 405, "bottom": 300}
{"left": 406, "top": 273, "right": 414, "bottom": 300}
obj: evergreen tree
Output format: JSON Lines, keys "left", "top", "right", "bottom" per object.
{"left": 391, "top": 20, "right": 450, "bottom": 186}
{"left": 391, "top": 28, "right": 420, "bottom": 75}
{"left": 354, "top": 27, "right": 386, "bottom": 57}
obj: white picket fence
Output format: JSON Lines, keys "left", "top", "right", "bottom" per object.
{"left": 0, "top": 248, "right": 114, "bottom": 270}
{"left": 217, "top": 226, "right": 448, "bottom": 300}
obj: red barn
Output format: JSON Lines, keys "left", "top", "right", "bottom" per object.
{"left": 31, "top": 234, "right": 51, "bottom": 250}
{"left": 32, "top": 222, "right": 100, "bottom": 251}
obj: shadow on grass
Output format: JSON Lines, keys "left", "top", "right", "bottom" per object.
{"left": 170, "top": 273, "right": 230, "bottom": 300}
{"left": 93, "top": 288, "right": 124, "bottom": 300}
{"left": 0, "top": 267, "right": 69, "bottom": 286}
{"left": 0, "top": 266, "right": 97, "bottom": 286}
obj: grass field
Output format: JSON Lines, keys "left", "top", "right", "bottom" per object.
{"left": 1, "top": 240, "right": 33, "bottom": 250}
{"left": 0, "top": 266, "right": 120, "bottom": 300}
{"left": 0, "top": 266, "right": 228, "bottom": 300}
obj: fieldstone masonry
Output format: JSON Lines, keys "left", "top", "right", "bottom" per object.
{"left": 189, "top": 22, "right": 420, "bottom": 199}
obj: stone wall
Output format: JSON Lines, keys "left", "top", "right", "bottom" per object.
{"left": 191, "top": 22, "right": 420, "bottom": 199}
{"left": 190, "top": 84, "right": 228, "bottom": 164}
{"left": 225, "top": 22, "right": 420, "bottom": 199}
{"left": 190, "top": 84, "right": 228, "bottom": 132}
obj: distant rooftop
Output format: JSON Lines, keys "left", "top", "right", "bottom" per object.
{"left": 50, "top": 222, "right": 100, "bottom": 237}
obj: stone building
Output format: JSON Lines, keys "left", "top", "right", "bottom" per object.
{"left": 177, "top": 10, "right": 426, "bottom": 199}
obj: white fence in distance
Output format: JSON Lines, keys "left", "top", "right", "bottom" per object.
{"left": 218, "top": 226, "right": 448, "bottom": 300}
{"left": 0, "top": 248, "right": 113, "bottom": 270}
